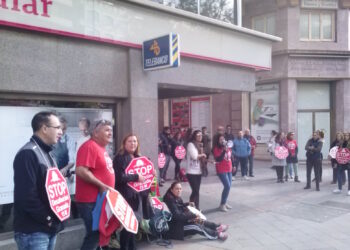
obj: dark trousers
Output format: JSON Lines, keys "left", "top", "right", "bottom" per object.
{"left": 120, "top": 228, "right": 136, "bottom": 250}
{"left": 76, "top": 202, "right": 99, "bottom": 250}
{"left": 186, "top": 174, "right": 202, "bottom": 209}
{"left": 159, "top": 154, "right": 171, "bottom": 180}
{"left": 184, "top": 221, "right": 219, "bottom": 240}
{"left": 235, "top": 157, "right": 248, "bottom": 177}
{"left": 275, "top": 166, "right": 284, "bottom": 181}
{"left": 172, "top": 156, "right": 181, "bottom": 179}
{"left": 337, "top": 165, "right": 350, "bottom": 190}
{"left": 306, "top": 159, "right": 321, "bottom": 189}
{"left": 248, "top": 155, "right": 254, "bottom": 176}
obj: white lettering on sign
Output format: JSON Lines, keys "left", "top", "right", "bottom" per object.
{"left": 145, "top": 55, "right": 169, "bottom": 67}
{"left": 127, "top": 164, "right": 153, "bottom": 175}
{"left": 48, "top": 182, "right": 68, "bottom": 199}
{"left": 0, "top": 0, "right": 53, "bottom": 17}
{"left": 56, "top": 202, "right": 69, "bottom": 213}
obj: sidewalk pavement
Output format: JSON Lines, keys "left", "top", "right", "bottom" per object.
{"left": 138, "top": 160, "right": 350, "bottom": 250}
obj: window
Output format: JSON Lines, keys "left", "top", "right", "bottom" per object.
{"left": 252, "top": 14, "right": 276, "bottom": 35}
{"left": 299, "top": 10, "right": 335, "bottom": 41}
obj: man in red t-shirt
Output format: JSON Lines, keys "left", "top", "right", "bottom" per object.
{"left": 75, "top": 120, "right": 115, "bottom": 250}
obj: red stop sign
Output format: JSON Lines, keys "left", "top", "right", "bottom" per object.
{"left": 336, "top": 148, "right": 350, "bottom": 164}
{"left": 45, "top": 168, "right": 71, "bottom": 221}
{"left": 106, "top": 189, "right": 138, "bottom": 234}
{"left": 158, "top": 153, "right": 166, "bottom": 169}
{"left": 125, "top": 156, "right": 155, "bottom": 192}
{"left": 175, "top": 146, "right": 186, "bottom": 159}
{"left": 151, "top": 197, "right": 164, "bottom": 210}
{"left": 274, "top": 146, "right": 288, "bottom": 160}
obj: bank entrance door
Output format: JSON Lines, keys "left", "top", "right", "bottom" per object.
{"left": 297, "top": 82, "right": 331, "bottom": 160}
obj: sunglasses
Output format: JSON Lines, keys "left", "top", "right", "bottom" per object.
{"left": 94, "top": 119, "right": 112, "bottom": 128}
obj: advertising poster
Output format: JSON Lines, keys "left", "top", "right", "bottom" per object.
{"left": 0, "top": 106, "right": 113, "bottom": 205}
{"left": 190, "top": 97, "right": 211, "bottom": 132}
{"left": 251, "top": 84, "right": 279, "bottom": 143}
{"left": 171, "top": 98, "right": 190, "bottom": 131}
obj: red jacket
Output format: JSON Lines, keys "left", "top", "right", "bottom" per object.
{"left": 244, "top": 135, "right": 257, "bottom": 156}
{"left": 213, "top": 147, "right": 233, "bottom": 174}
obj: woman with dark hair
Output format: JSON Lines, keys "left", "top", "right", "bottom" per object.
{"left": 271, "top": 133, "right": 287, "bottom": 183}
{"left": 186, "top": 130, "right": 207, "bottom": 209}
{"left": 170, "top": 131, "right": 183, "bottom": 181}
{"left": 163, "top": 181, "right": 228, "bottom": 241}
{"left": 212, "top": 134, "right": 235, "bottom": 212}
{"left": 113, "top": 133, "right": 154, "bottom": 250}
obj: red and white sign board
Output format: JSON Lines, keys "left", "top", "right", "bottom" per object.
{"left": 125, "top": 156, "right": 155, "bottom": 192}
{"left": 336, "top": 148, "right": 350, "bottom": 165}
{"left": 151, "top": 197, "right": 164, "bottom": 210}
{"left": 175, "top": 146, "right": 186, "bottom": 159}
{"left": 274, "top": 146, "right": 289, "bottom": 160}
{"left": 106, "top": 189, "right": 138, "bottom": 234}
{"left": 158, "top": 153, "right": 166, "bottom": 169}
{"left": 329, "top": 146, "right": 339, "bottom": 159}
{"left": 45, "top": 168, "right": 71, "bottom": 221}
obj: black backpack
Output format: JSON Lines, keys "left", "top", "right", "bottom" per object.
{"left": 148, "top": 208, "right": 172, "bottom": 247}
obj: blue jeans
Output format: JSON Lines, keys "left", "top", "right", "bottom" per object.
{"left": 337, "top": 165, "right": 350, "bottom": 190}
{"left": 217, "top": 172, "right": 232, "bottom": 205}
{"left": 14, "top": 232, "right": 57, "bottom": 250}
{"left": 76, "top": 202, "right": 99, "bottom": 250}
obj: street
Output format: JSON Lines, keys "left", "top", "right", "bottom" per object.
{"left": 139, "top": 160, "right": 350, "bottom": 250}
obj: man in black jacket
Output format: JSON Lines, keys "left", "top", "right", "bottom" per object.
{"left": 13, "top": 111, "right": 63, "bottom": 250}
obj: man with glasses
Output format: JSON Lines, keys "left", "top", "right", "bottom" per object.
{"left": 13, "top": 111, "right": 63, "bottom": 250}
{"left": 75, "top": 119, "right": 115, "bottom": 250}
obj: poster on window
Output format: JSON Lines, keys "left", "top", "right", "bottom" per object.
{"left": 171, "top": 98, "right": 190, "bottom": 132}
{"left": 0, "top": 106, "right": 113, "bottom": 205}
{"left": 251, "top": 84, "right": 279, "bottom": 144}
{"left": 190, "top": 97, "right": 211, "bottom": 132}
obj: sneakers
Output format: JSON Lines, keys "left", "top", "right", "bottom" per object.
{"left": 232, "top": 176, "right": 235, "bottom": 181}
{"left": 219, "top": 205, "right": 228, "bottom": 212}
{"left": 333, "top": 189, "right": 341, "bottom": 194}
{"left": 347, "top": 190, "right": 350, "bottom": 196}
{"left": 304, "top": 186, "right": 311, "bottom": 189}
{"left": 225, "top": 203, "right": 232, "bottom": 209}
{"left": 216, "top": 224, "right": 229, "bottom": 233}
{"left": 243, "top": 176, "right": 250, "bottom": 180}
{"left": 218, "top": 232, "right": 228, "bottom": 241}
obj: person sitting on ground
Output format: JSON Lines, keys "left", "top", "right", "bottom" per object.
{"left": 163, "top": 181, "right": 228, "bottom": 241}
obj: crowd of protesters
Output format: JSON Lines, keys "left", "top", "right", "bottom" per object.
{"left": 12, "top": 110, "right": 350, "bottom": 250}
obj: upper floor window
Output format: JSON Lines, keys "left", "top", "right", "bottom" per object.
{"left": 252, "top": 13, "right": 275, "bottom": 35}
{"left": 299, "top": 10, "right": 335, "bottom": 41}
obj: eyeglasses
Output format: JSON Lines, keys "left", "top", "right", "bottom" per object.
{"left": 94, "top": 119, "right": 112, "bottom": 128}
{"left": 46, "top": 124, "right": 62, "bottom": 130}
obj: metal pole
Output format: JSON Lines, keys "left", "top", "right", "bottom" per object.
{"left": 237, "top": 0, "right": 242, "bottom": 26}
{"left": 197, "top": 0, "right": 200, "bottom": 15}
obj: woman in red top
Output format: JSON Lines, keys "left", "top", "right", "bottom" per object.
{"left": 213, "top": 134, "right": 236, "bottom": 212}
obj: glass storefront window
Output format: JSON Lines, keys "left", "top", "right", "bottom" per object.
{"left": 0, "top": 99, "right": 115, "bottom": 233}
{"left": 297, "top": 83, "right": 330, "bottom": 110}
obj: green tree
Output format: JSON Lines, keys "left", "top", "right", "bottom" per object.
{"left": 200, "top": 0, "right": 234, "bottom": 23}
{"left": 176, "top": 0, "right": 198, "bottom": 14}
